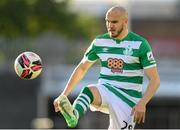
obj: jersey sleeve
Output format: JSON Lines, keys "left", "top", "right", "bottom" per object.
{"left": 83, "top": 39, "right": 99, "bottom": 62}
{"left": 139, "top": 40, "right": 156, "bottom": 69}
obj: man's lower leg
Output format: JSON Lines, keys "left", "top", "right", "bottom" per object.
{"left": 73, "top": 87, "right": 94, "bottom": 117}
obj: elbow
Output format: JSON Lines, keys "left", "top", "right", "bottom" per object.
{"left": 150, "top": 76, "right": 160, "bottom": 89}
{"left": 156, "top": 77, "right": 161, "bottom": 89}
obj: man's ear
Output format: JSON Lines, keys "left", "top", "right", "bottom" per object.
{"left": 124, "top": 19, "right": 128, "bottom": 24}
{"left": 123, "top": 20, "right": 128, "bottom": 29}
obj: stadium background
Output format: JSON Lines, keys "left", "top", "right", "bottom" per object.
{"left": 0, "top": 0, "right": 180, "bottom": 128}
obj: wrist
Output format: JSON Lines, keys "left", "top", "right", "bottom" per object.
{"left": 61, "top": 91, "right": 69, "bottom": 97}
{"left": 138, "top": 99, "right": 147, "bottom": 106}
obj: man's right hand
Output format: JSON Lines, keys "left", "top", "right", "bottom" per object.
{"left": 53, "top": 97, "right": 61, "bottom": 112}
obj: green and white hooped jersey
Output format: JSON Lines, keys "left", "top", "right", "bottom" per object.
{"left": 83, "top": 32, "right": 156, "bottom": 106}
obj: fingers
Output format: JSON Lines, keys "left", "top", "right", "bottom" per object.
{"left": 142, "top": 112, "right": 146, "bottom": 123}
{"left": 53, "top": 99, "right": 60, "bottom": 112}
{"left": 134, "top": 111, "right": 145, "bottom": 124}
{"left": 137, "top": 113, "right": 143, "bottom": 124}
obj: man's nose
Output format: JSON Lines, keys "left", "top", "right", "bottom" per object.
{"left": 109, "top": 22, "right": 114, "bottom": 28}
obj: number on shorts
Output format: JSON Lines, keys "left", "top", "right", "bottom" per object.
{"left": 121, "top": 121, "right": 133, "bottom": 130}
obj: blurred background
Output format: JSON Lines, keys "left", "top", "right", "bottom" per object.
{"left": 0, "top": 0, "right": 180, "bottom": 129}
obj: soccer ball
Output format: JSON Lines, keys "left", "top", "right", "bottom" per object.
{"left": 14, "top": 52, "right": 43, "bottom": 80}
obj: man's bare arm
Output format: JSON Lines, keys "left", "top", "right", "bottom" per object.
{"left": 54, "top": 59, "right": 95, "bottom": 112}
{"left": 62, "top": 60, "right": 95, "bottom": 96}
{"left": 133, "top": 66, "right": 160, "bottom": 124}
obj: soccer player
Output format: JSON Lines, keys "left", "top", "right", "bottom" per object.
{"left": 53, "top": 6, "right": 160, "bottom": 129}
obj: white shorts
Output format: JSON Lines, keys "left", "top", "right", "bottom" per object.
{"left": 90, "top": 83, "right": 136, "bottom": 129}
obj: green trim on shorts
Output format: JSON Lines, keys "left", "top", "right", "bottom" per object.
{"left": 103, "top": 84, "right": 136, "bottom": 108}
{"left": 106, "top": 83, "right": 142, "bottom": 98}
{"left": 115, "top": 87, "right": 142, "bottom": 98}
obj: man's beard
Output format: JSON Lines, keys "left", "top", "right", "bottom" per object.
{"left": 110, "top": 27, "right": 123, "bottom": 38}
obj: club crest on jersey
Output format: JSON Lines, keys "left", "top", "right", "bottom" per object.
{"left": 123, "top": 45, "right": 133, "bottom": 56}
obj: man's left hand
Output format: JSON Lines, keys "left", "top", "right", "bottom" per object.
{"left": 131, "top": 101, "right": 146, "bottom": 124}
